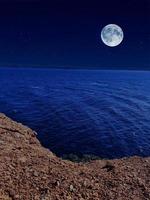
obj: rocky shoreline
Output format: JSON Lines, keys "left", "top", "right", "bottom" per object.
{"left": 0, "top": 113, "right": 149, "bottom": 200}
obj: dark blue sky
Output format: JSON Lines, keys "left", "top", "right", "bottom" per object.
{"left": 0, "top": 0, "right": 149, "bottom": 69}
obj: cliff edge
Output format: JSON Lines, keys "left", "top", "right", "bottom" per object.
{"left": 0, "top": 113, "right": 149, "bottom": 200}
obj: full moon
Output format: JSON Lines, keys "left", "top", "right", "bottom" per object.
{"left": 101, "top": 24, "right": 124, "bottom": 47}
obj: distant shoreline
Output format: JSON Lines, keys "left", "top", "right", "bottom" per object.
{"left": 0, "top": 66, "right": 150, "bottom": 72}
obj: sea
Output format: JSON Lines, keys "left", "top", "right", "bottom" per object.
{"left": 0, "top": 67, "right": 150, "bottom": 159}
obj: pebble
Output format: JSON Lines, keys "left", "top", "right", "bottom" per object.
{"left": 33, "top": 171, "right": 38, "bottom": 177}
{"left": 14, "top": 195, "right": 20, "bottom": 199}
{"left": 83, "top": 180, "right": 87, "bottom": 187}
{"left": 69, "top": 184, "right": 74, "bottom": 192}
{"left": 56, "top": 181, "right": 60, "bottom": 186}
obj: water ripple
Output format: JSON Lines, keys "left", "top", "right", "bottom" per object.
{"left": 0, "top": 68, "right": 150, "bottom": 158}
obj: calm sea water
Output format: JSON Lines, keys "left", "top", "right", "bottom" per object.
{"left": 0, "top": 67, "right": 150, "bottom": 158}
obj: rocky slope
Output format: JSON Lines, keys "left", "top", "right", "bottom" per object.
{"left": 0, "top": 113, "right": 149, "bottom": 200}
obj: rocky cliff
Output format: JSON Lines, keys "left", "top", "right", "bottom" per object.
{"left": 0, "top": 113, "right": 149, "bottom": 200}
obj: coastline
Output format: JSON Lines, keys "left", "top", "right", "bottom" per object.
{"left": 0, "top": 113, "right": 149, "bottom": 200}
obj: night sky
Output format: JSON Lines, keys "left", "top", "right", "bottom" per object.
{"left": 0, "top": 0, "right": 149, "bottom": 70}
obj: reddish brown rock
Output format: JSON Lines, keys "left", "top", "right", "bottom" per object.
{"left": 0, "top": 113, "right": 149, "bottom": 200}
